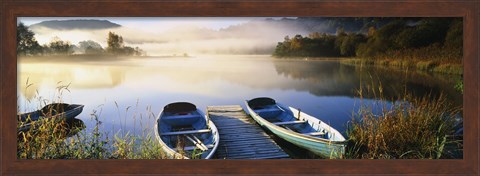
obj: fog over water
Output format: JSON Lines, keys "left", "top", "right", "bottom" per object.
{"left": 18, "top": 55, "right": 462, "bottom": 136}
{"left": 25, "top": 17, "right": 308, "bottom": 56}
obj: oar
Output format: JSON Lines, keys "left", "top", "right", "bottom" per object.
{"left": 191, "top": 134, "right": 209, "bottom": 151}
{"left": 185, "top": 135, "right": 207, "bottom": 151}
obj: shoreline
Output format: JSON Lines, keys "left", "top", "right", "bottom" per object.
{"left": 272, "top": 56, "right": 350, "bottom": 61}
{"left": 339, "top": 58, "right": 463, "bottom": 75}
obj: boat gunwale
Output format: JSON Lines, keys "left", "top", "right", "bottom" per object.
{"left": 17, "top": 104, "right": 85, "bottom": 131}
{"left": 155, "top": 107, "right": 220, "bottom": 159}
{"left": 245, "top": 100, "right": 346, "bottom": 145}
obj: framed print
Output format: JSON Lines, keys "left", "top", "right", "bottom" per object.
{"left": 1, "top": 0, "right": 479, "bottom": 175}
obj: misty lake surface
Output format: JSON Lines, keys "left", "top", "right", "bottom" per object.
{"left": 18, "top": 55, "right": 462, "bottom": 139}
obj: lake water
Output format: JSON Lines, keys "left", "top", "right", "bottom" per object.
{"left": 17, "top": 55, "right": 462, "bottom": 139}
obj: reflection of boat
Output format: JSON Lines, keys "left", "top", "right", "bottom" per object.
{"left": 245, "top": 97, "right": 346, "bottom": 159}
{"left": 155, "top": 102, "right": 219, "bottom": 159}
{"left": 18, "top": 103, "right": 84, "bottom": 132}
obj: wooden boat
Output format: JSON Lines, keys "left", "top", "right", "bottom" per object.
{"left": 155, "top": 102, "right": 219, "bottom": 159}
{"left": 17, "top": 103, "right": 85, "bottom": 132}
{"left": 245, "top": 97, "right": 346, "bottom": 159}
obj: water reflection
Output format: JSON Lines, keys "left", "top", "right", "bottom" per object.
{"left": 273, "top": 60, "right": 462, "bottom": 106}
{"left": 17, "top": 55, "right": 462, "bottom": 137}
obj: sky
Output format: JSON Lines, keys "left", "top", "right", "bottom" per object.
{"left": 17, "top": 17, "right": 301, "bottom": 56}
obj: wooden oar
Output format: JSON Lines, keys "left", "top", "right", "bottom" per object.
{"left": 191, "top": 134, "right": 209, "bottom": 151}
{"left": 185, "top": 135, "right": 208, "bottom": 151}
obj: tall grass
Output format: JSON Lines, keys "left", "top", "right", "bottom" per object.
{"left": 17, "top": 105, "right": 167, "bottom": 159}
{"left": 340, "top": 45, "right": 463, "bottom": 75}
{"left": 17, "top": 81, "right": 169, "bottom": 159}
{"left": 345, "top": 82, "right": 463, "bottom": 159}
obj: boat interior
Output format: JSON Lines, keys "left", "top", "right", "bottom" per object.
{"left": 159, "top": 102, "right": 216, "bottom": 158}
{"left": 248, "top": 97, "right": 331, "bottom": 139}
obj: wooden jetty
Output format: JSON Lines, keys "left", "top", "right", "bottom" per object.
{"left": 207, "top": 105, "right": 290, "bottom": 159}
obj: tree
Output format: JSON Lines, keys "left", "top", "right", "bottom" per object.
{"left": 17, "top": 22, "right": 42, "bottom": 56}
{"left": 78, "top": 40, "right": 103, "bottom": 54}
{"left": 48, "top": 37, "right": 74, "bottom": 55}
{"left": 134, "top": 47, "right": 145, "bottom": 56}
{"left": 444, "top": 19, "right": 463, "bottom": 50}
{"left": 337, "top": 33, "right": 366, "bottom": 56}
{"left": 290, "top": 35, "right": 304, "bottom": 50}
{"left": 107, "top": 31, "right": 124, "bottom": 54}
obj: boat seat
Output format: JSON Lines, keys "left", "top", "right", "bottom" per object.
{"left": 160, "top": 129, "right": 211, "bottom": 136}
{"left": 254, "top": 108, "right": 282, "bottom": 114}
{"left": 162, "top": 114, "right": 202, "bottom": 120}
{"left": 272, "top": 120, "right": 306, "bottom": 126}
{"left": 302, "top": 131, "right": 326, "bottom": 136}
{"left": 183, "top": 144, "right": 215, "bottom": 151}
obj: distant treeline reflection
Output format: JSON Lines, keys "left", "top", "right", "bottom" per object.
{"left": 273, "top": 60, "right": 462, "bottom": 106}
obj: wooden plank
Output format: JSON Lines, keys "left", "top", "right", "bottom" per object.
{"left": 160, "top": 129, "right": 211, "bottom": 136}
{"left": 220, "top": 142, "right": 281, "bottom": 148}
{"left": 208, "top": 105, "right": 290, "bottom": 159}
{"left": 250, "top": 155, "right": 291, "bottom": 159}
{"left": 219, "top": 136, "right": 271, "bottom": 141}
{"left": 220, "top": 136, "right": 273, "bottom": 142}
{"left": 220, "top": 152, "right": 289, "bottom": 159}
{"left": 212, "top": 121, "right": 253, "bottom": 126}
{"left": 218, "top": 130, "right": 267, "bottom": 135}
{"left": 214, "top": 124, "right": 255, "bottom": 128}
{"left": 217, "top": 148, "right": 285, "bottom": 154}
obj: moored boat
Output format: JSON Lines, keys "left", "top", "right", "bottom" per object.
{"left": 245, "top": 97, "right": 346, "bottom": 159}
{"left": 155, "top": 102, "right": 219, "bottom": 159}
{"left": 17, "top": 103, "right": 85, "bottom": 132}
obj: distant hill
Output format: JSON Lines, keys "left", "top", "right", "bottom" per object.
{"left": 30, "top": 19, "right": 121, "bottom": 30}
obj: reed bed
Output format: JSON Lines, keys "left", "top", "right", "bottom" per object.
{"left": 345, "top": 82, "right": 463, "bottom": 159}
{"left": 17, "top": 106, "right": 167, "bottom": 159}
{"left": 17, "top": 82, "right": 171, "bottom": 159}
{"left": 340, "top": 45, "right": 463, "bottom": 75}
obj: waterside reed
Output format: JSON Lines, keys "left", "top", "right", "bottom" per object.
{"left": 345, "top": 80, "right": 463, "bottom": 159}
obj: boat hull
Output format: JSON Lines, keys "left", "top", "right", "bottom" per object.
{"left": 245, "top": 99, "right": 345, "bottom": 159}
{"left": 155, "top": 102, "right": 219, "bottom": 159}
{"left": 18, "top": 103, "right": 84, "bottom": 132}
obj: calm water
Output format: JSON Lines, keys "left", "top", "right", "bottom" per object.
{"left": 18, "top": 55, "right": 463, "bottom": 139}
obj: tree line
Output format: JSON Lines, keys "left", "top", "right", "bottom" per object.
{"left": 17, "top": 23, "right": 145, "bottom": 56}
{"left": 272, "top": 18, "right": 462, "bottom": 62}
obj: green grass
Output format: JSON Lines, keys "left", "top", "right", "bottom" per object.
{"left": 340, "top": 45, "right": 463, "bottom": 75}
{"left": 433, "top": 64, "right": 463, "bottom": 75}
{"left": 340, "top": 58, "right": 463, "bottom": 75}
{"left": 416, "top": 60, "right": 439, "bottom": 71}
{"left": 17, "top": 106, "right": 167, "bottom": 159}
{"left": 345, "top": 84, "right": 463, "bottom": 159}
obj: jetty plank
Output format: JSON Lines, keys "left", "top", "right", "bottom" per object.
{"left": 208, "top": 105, "right": 290, "bottom": 159}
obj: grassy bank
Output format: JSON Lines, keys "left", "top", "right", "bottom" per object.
{"left": 340, "top": 45, "right": 463, "bottom": 75}
{"left": 17, "top": 107, "right": 167, "bottom": 159}
{"left": 341, "top": 58, "right": 463, "bottom": 75}
{"left": 345, "top": 84, "right": 463, "bottom": 159}
{"left": 16, "top": 82, "right": 190, "bottom": 159}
